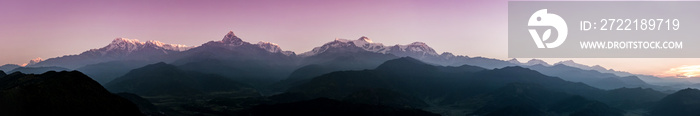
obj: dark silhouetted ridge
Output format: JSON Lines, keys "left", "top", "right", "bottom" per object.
{"left": 549, "top": 95, "right": 624, "bottom": 116}
{"left": 9, "top": 66, "right": 70, "bottom": 74}
{"left": 342, "top": 88, "right": 428, "bottom": 108}
{"left": 115, "top": 93, "right": 162, "bottom": 116}
{"left": 650, "top": 88, "right": 700, "bottom": 116}
{"left": 105, "top": 62, "right": 257, "bottom": 96}
{"left": 603, "top": 87, "right": 667, "bottom": 109}
{"left": 0, "top": 71, "right": 142, "bottom": 116}
{"left": 376, "top": 57, "right": 433, "bottom": 71}
{"left": 240, "top": 98, "right": 439, "bottom": 116}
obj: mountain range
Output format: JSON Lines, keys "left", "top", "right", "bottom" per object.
{"left": 278, "top": 57, "right": 668, "bottom": 115}
{"left": 650, "top": 88, "right": 700, "bottom": 116}
{"left": 5, "top": 37, "right": 696, "bottom": 116}
{"left": 6, "top": 30, "right": 700, "bottom": 115}
{"left": 28, "top": 38, "right": 192, "bottom": 69}
{"left": 2, "top": 31, "right": 694, "bottom": 92}
{"left": 4, "top": 55, "right": 698, "bottom": 116}
{"left": 8, "top": 31, "right": 476, "bottom": 87}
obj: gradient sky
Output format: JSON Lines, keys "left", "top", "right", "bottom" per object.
{"left": 0, "top": 0, "right": 698, "bottom": 77}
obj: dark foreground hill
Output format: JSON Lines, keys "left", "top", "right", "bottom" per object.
{"left": 0, "top": 71, "right": 142, "bottom": 116}
{"left": 76, "top": 60, "right": 153, "bottom": 84}
{"left": 279, "top": 57, "right": 627, "bottom": 115}
{"left": 650, "top": 88, "right": 700, "bottom": 116}
{"left": 240, "top": 98, "right": 439, "bottom": 116}
{"left": 115, "top": 93, "right": 164, "bottom": 116}
{"left": 105, "top": 62, "right": 258, "bottom": 96}
{"left": 8, "top": 66, "right": 70, "bottom": 74}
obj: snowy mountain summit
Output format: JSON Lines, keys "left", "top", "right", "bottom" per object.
{"left": 93, "top": 38, "right": 193, "bottom": 55}
{"left": 202, "top": 31, "right": 295, "bottom": 56}
{"left": 257, "top": 41, "right": 295, "bottom": 56}
{"left": 299, "top": 36, "right": 438, "bottom": 57}
{"left": 220, "top": 31, "right": 245, "bottom": 46}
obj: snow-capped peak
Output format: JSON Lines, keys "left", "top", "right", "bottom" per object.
{"left": 327, "top": 37, "right": 384, "bottom": 50}
{"left": 94, "top": 38, "right": 193, "bottom": 55}
{"left": 111, "top": 38, "right": 141, "bottom": 45}
{"left": 204, "top": 31, "right": 247, "bottom": 47}
{"left": 203, "top": 32, "right": 294, "bottom": 56}
{"left": 104, "top": 38, "right": 145, "bottom": 53}
{"left": 256, "top": 41, "right": 295, "bottom": 56}
{"left": 300, "top": 36, "right": 389, "bottom": 57}
{"left": 27, "top": 57, "right": 43, "bottom": 65}
{"left": 222, "top": 31, "right": 243, "bottom": 44}
{"left": 300, "top": 36, "right": 439, "bottom": 57}
{"left": 145, "top": 40, "right": 193, "bottom": 51}
{"left": 257, "top": 41, "right": 279, "bottom": 46}
{"left": 394, "top": 41, "right": 438, "bottom": 55}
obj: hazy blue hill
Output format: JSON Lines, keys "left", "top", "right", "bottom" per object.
{"left": 270, "top": 64, "right": 328, "bottom": 91}
{"left": 650, "top": 88, "right": 700, "bottom": 116}
{"left": 466, "top": 83, "right": 624, "bottom": 116}
{"left": 376, "top": 57, "right": 486, "bottom": 73}
{"left": 272, "top": 51, "right": 397, "bottom": 92}
{"left": 283, "top": 57, "right": 617, "bottom": 115}
{"left": 527, "top": 64, "right": 671, "bottom": 91}
{"left": 464, "top": 66, "right": 605, "bottom": 100}
{"left": 342, "top": 88, "right": 429, "bottom": 108}
{"left": 619, "top": 76, "right": 650, "bottom": 85}
{"left": 453, "top": 56, "right": 518, "bottom": 69}
{"left": 469, "top": 83, "right": 569, "bottom": 116}
{"left": 527, "top": 64, "right": 617, "bottom": 82}
{"left": 526, "top": 64, "right": 667, "bottom": 90}
{"left": 549, "top": 95, "right": 624, "bottom": 116}
{"left": 404, "top": 53, "right": 517, "bottom": 69}
{"left": 77, "top": 60, "right": 153, "bottom": 84}
{"left": 0, "top": 71, "right": 142, "bottom": 116}
{"left": 289, "top": 57, "right": 605, "bottom": 100}
{"left": 298, "top": 46, "right": 398, "bottom": 72}
{"left": 294, "top": 50, "right": 397, "bottom": 79}
{"left": 0, "top": 64, "right": 20, "bottom": 72}
{"left": 9, "top": 66, "right": 70, "bottom": 74}
{"left": 602, "top": 87, "right": 667, "bottom": 110}
{"left": 105, "top": 62, "right": 258, "bottom": 96}
{"left": 284, "top": 57, "right": 483, "bottom": 106}
{"left": 375, "top": 56, "right": 441, "bottom": 73}
{"left": 240, "top": 98, "right": 439, "bottom": 116}
{"left": 285, "top": 64, "right": 329, "bottom": 82}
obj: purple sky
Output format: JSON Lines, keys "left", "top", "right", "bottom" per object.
{"left": 0, "top": 0, "right": 698, "bottom": 76}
